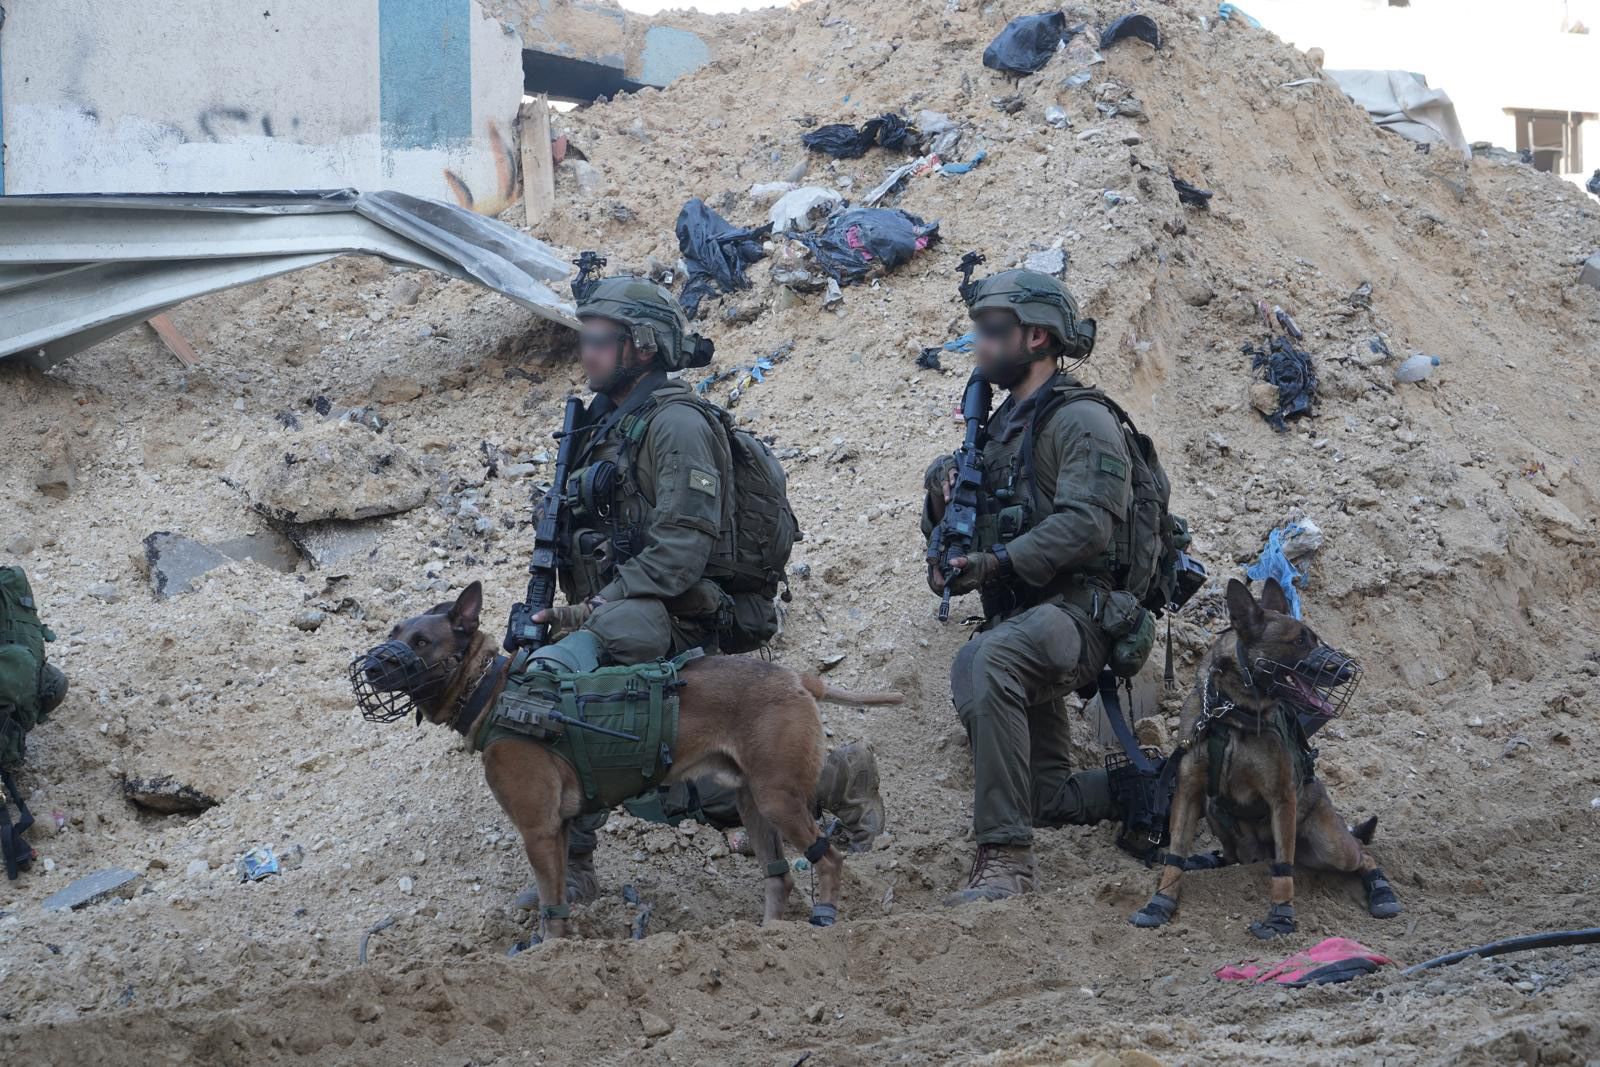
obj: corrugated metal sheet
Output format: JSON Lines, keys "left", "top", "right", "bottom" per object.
{"left": 0, "top": 189, "right": 578, "bottom": 370}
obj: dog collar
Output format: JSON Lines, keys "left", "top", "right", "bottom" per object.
{"left": 452, "top": 654, "right": 508, "bottom": 736}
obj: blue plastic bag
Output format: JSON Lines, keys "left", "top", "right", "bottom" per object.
{"left": 1245, "top": 525, "right": 1305, "bottom": 618}
{"left": 1217, "top": 3, "right": 1262, "bottom": 29}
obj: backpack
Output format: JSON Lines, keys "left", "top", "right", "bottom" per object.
{"left": 0, "top": 566, "right": 55, "bottom": 770}
{"left": 1024, "top": 385, "right": 1192, "bottom": 618}
{"left": 624, "top": 396, "right": 800, "bottom": 654}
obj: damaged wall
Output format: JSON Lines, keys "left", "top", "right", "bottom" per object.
{"left": 480, "top": 0, "right": 713, "bottom": 88}
{"left": 0, "top": 0, "right": 527, "bottom": 212}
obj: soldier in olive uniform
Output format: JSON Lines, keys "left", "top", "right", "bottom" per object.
{"left": 923, "top": 271, "right": 1129, "bottom": 904}
{"left": 523, "top": 277, "right": 884, "bottom": 904}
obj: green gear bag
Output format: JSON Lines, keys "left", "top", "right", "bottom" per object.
{"left": 476, "top": 650, "right": 700, "bottom": 815}
{"left": 0, "top": 566, "right": 56, "bottom": 768}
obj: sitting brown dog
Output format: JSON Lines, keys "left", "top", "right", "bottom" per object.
{"left": 354, "top": 582, "right": 902, "bottom": 941}
{"left": 1130, "top": 578, "right": 1401, "bottom": 938}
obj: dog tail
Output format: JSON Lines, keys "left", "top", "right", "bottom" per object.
{"left": 801, "top": 675, "right": 904, "bottom": 708}
{"left": 1350, "top": 815, "right": 1379, "bottom": 844}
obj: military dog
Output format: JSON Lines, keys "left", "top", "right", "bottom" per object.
{"left": 356, "top": 582, "right": 902, "bottom": 941}
{"left": 1130, "top": 578, "right": 1401, "bottom": 938}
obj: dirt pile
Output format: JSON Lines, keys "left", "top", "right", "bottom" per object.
{"left": 3, "top": 1, "right": 1600, "bottom": 1063}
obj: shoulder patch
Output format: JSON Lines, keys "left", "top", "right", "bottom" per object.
{"left": 1097, "top": 453, "right": 1128, "bottom": 479}
{"left": 688, "top": 468, "right": 719, "bottom": 496}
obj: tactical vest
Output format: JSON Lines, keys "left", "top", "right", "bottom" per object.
{"left": 0, "top": 567, "right": 54, "bottom": 769}
{"left": 476, "top": 650, "right": 699, "bottom": 814}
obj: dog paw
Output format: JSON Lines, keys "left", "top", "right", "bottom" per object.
{"left": 1248, "top": 902, "right": 1297, "bottom": 939}
{"left": 809, "top": 903, "right": 838, "bottom": 928}
{"left": 1130, "top": 892, "right": 1177, "bottom": 928}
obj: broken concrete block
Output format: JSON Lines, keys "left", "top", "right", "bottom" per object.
{"left": 224, "top": 420, "right": 431, "bottom": 523}
{"left": 122, "top": 775, "right": 219, "bottom": 815}
{"left": 209, "top": 530, "right": 301, "bottom": 573}
{"left": 286, "top": 520, "right": 384, "bottom": 569}
{"left": 143, "top": 532, "right": 232, "bottom": 598}
{"left": 1023, "top": 248, "right": 1068, "bottom": 277}
{"left": 42, "top": 867, "right": 140, "bottom": 911}
{"left": 1580, "top": 251, "right": 1600, "bottom": 290}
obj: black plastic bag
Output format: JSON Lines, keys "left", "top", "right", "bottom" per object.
{"left": 675, "top": 199, "right": 772, "bottom": 318}
{"left": 1244, "top": 337, "right": 1318, "bottom": 432}
{"left": 801, "top": 113, "right": 913, "bottom": 159}
{"left": 983, "top": 12, "right": 1070, "bottom": 75}
{"left": 1171, "top": 174, "right": 1213, "bottom": 208}
{"left": 1100, "top": 13, "right": 1161, "bottom": 50}
{"left": 794, "top": 208, "right": 940, "bottom": 285}
{"left": 1587, "top": 169, "right": 1600, "bottom": 196}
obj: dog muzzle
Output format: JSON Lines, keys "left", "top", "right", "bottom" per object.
{"left": 350, "top": 640, "right": 451, "bottom": 724}
{"left": 1251, "top": 645, "right": 1362, "bottom": 724}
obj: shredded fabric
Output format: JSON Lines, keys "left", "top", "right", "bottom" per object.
{"left": 675, "top": 199, "right": 772, "bottom": 317}
{"left": 1215, "top": 937, "right": 1393, "bottom": 986}
{"left": 1244, "top": 335, "right": 1318, "bottom": 431}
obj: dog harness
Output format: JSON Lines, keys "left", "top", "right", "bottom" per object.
{"left": 474, "top": 650, "right": 698, "bottom": 815}
{"left": 1196, "top": 648, "right": 1318, "bottom": 830}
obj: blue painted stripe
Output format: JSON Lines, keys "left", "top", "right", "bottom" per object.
{"left": 379, "top": 0, "right": 472, "bottom": 151}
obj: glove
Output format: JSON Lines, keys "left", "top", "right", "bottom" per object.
{"left": 946, "top": 552, "right": 999, "bottom": 595}
{"left": 535, "top": 598, "right": 601, "bottom": 632}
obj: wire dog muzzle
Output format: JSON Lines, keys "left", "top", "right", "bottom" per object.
{"left": 1251, "top": 646, "right": 1362, "bottom": 725}
{"left": 350, "top": 640, "right": 452, "bottom": 724}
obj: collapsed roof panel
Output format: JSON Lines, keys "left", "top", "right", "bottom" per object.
{"left": 0, "top": 190, "right": 579, "bottom": 371}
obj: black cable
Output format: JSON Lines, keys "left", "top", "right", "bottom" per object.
{"left": 1401, "top": 928, "right": 1600, "bottom": 976}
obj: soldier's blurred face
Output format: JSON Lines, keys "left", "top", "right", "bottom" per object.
{"left": 579, "top": 315, "right": 634, "bottom": 392}
{"left": 974, "top": 311, "right": 1037, "bottom": 388}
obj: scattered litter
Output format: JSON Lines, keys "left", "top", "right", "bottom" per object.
{"left": 1100, "top": 13, "right": 1162, "bottom": 50}
{"left": 769, "top": 186, "right": 843, "bottom": 232}
{"left": 1217, "top": 3, "right": 1262, "bottom": 29}
{"left": 1103, "top": 190, "right": 1128, "bottom": 206}
{"left": 1244, "top": 335, "right": 1319, "bottom": 431}
{"left": 675, "top": 199, "right": 773, "bottom": 318}
{"left": 236, "top": 845, "right": 280, "bottom": 882}
{"left": 982, "top": 12, "right": 1073, "bottom": 76}
{"left": 801, "top": 113, "right": 913, "bottom": 158}
{"left": 1216, "top": 938, "right": 1392, "bottom": 986}
{"left": 1394, "top": 354, "right": 1441, "bottom": 383}
{"left": 1062, "top": 70, "right": 1094, "bottom": 90}
{"left": 1172, "top": 173, "right": 1214, "bottom": 209}
{"left": 1245, "top": 525, "right": 1309, "bottom": 619}
{"left": 749, "top": 181, "right": 798, "bottom": 203}
{"left": 358, "top": 914, "right": 397, "bottom": 964}
{"left": 1273, "top": 305, "right": 1303, "bottom": 340}
{"left": 1045, "top": 106, "right": 1070, "bottom": 129}
{"left": 1325, "top": 69, "right": 1469, "bottom": 157}
{"left": 991, "top": 94, "right": 1027, "bottom": 116}
{"left": 1587, "top": 171, "right": 1600, "bottom": 196}
{"left": 1280, "top": 78, "right": 1320, "bottom": 88}
{"left": 42, "top": 868, "right": 140, "bottom": 912}
{"left": 698, "top": 342, "right": 795, "bottom": 405}
{"left": 1349, "top": 280, "right": 1373, "bottom": 309}
{"left": 940, "top": 150, "right": 987, "bottom": 175}
{"left": 1282, "top": 517, "right": 1324, "bottom": 559}
{"left": 791, "top": 208, "right": 940, "bottom": 286}
{"left": 863, "top": 158, "right": 926, "bottom": 207}
{"left": 916, "top": 330, "right": 977, "bottom": 370}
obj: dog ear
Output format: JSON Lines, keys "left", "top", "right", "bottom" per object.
{"left": 1225, "top": 578, "right": 1263, "bottom": 635}
{"left": 1259, "top": 578, "right": 1290, "bottom": 616}
{"left": 448, "top": 581, "right": 483, "bottom": 634}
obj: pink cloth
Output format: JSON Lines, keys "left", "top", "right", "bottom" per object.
{"left": 1215, "top": 937, "right": 1393, "bottom": 986}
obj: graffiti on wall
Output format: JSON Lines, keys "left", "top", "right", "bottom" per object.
{"left": 443, "top": 119, "right": 519, "bottom": 215}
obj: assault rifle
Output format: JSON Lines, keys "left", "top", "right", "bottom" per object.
{"left": 926, "top": 369, "right": 992, "bottom": 622}
{"left": 503, "top": 396, "right": 584, "bottom": 655}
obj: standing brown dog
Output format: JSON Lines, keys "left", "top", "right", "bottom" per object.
{"left": 354, "top": 582, "right": 902, "bottom": 941}
{"left": 1130, "top": 578, "right": 1401, "bottom": 938}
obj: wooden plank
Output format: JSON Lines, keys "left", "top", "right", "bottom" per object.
{"left": 519, "top": 94, "right": 556, "bottom": 229}
{"left": 147, "top": 313, "right": 199, "bottom": 367}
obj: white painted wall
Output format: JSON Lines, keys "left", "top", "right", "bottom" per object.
{"left": 0, "top": 0, "right": 526, "bottom": 212}
{"left": 1246, "top": 0, "right": 1600, "bottom": 187}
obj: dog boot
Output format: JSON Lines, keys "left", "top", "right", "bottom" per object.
{"left": 514, "top": 850, "right": 602, "bottom": 909}
{"left": 1248, "top": 901, "right": 1297, "bottom": 939}
{"left": 1363, "top": 867, "right": 1402, "bottom": 919}
{"left": 815, "top": 742, "right": 885, "bottom": 853}
{"left": 942, "top": 844, "right": 1036, "bottom": 906}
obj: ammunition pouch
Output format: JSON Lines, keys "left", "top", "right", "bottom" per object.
{"left": 1100, "top": 590, "right": 1156, "bottom": 678}
{"left": 479, "top": 648, "right": 701, "bottom": 815}
{"left": 564, "top": 461, "right": 618, "bottom": 527}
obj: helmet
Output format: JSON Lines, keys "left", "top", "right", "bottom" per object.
{"left": 965, "top": 269, "right": 1096, "bottom": 361}
{"left": 576, "top": 275, "right": 714, "bottom": 370}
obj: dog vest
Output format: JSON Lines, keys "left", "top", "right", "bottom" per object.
{"left": 1200, "top": 670, "right": 1318, "bottom": 830}
{"left": 474, "top": 650, "right": 698, "bottom": 815}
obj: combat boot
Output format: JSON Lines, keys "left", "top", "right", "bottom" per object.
{"left": 514, "top": 850, "right": 601, "bottom": 909}
{"left": 816, "top": 743, "right": 885, "bottom": 852}
{"left": 942, "top": 844, "right": 1036, "bottom": 906}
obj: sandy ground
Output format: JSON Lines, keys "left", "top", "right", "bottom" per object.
{"left": 3, "top": 1, "right": 1600, "bottom": 1063}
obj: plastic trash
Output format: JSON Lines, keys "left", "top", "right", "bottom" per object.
{"left": 1282, "top": 517, "right": 1324, "bottom": 560}
{"left": 769, "top": 187, "right": 843, "bottom": 233}
{"left": 983, "top": 12, "right": 1073, "bottom": 76}
{"left": 236, "top": 845, "right": 280, "bottom": 882}
{"left": 1245, "top": 336, "right": 1318, "bottom": 431}
{"left": 1394, "top": 354, "right": 1440, "bottom": 383}
{"left": 1100, "top": 13, "right": 1162, "bottom": 50}
{"left": 801, "top": 114, "right": 913, "bottom": 158}
{"left": 1588, "top": 169, "right": 1600, "bottom": 196}
{"left": 1171, "top": 173, "right": 1214, "bottom": 208}
{"left": 675, "top": 198, "right": 772, "bottom": 318}
{"left": 1245, "top": 526, "right": 1306, "bottom": 619}
{"left": 791, "top": 208, "right": 940, "bottom": 286}
{"left": 1216, "top": 3, "right": 1262, "bottom": 29}
{"left": 940, "top": 150, "right": 987, "bottom": 175}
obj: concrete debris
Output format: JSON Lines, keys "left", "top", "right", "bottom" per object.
{"left": 286, "top": 521, "right": 385, "bottom": 570}
{"left": 143, "top": 533, "right": 234, "bottom": 599}
{"left": 42, "top": 868, "right": 141, "bottom": 912}
{"left": 224, "top": 421, "right": 431, "bottom": 524}
{"left": 1580, "top": 252, "right": 1600, "bottom": 290}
